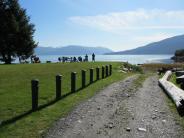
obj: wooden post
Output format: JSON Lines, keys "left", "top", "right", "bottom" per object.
{"left": 109, "top": 64, "right": 112, "bottom": 75}
{"left": 31, "top": 79, "right": 39, "bottom": 111}
{"left": 82, "top": 70, "right": 86, "bottom": 88}
{"left": 56, "top": 75, "right": 62, "bottom": 100}
{"left": 102, "top": 66, "right": 105, "bottom": 79}
{"left": 105, "top": 65, "right": 108, "bottom": 77}
{"left": 71, "top": 72, "right": 77, "bottom": 92}
{"left": 96, "top": 67, "right": 100, "bottom": 80}
{"left": 90, "top": 68, "right": 94, "bottom": 83}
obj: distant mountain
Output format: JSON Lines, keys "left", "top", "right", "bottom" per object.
{"left": 35, "top": 45, "right": 113, "bottom": 55}
{"left": 105, "top": 34, "right": 184, "bottom": 55}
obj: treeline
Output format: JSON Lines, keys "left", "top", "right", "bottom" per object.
{"left": 175, "top": 49, "right": 184, "bottom": 57}
{"left": 171, "top": 49, "right": 184, "bottom": 62}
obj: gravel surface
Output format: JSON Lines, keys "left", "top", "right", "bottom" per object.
{"left": 46, "top": 75, "right": 184, "bottom": 138}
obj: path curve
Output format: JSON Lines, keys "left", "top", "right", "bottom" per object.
{"left": 46, "top": 75, "right": 184, "bottom": 138}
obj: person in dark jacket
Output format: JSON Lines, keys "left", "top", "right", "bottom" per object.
{"left": 92, "top": 53, "right": 95, "bottom": 62}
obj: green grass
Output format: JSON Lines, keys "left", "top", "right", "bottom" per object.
{"left": 0, "top": 62, "right": 134, "bottom": 137}
{"left": 170, "top": 74, "right": 181, "bottom": 88}
{"left": 166, "top": 95, "right": 184, "bottom": 132}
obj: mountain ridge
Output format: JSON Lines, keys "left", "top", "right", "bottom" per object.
{"left": 105, "top": 34, "right": 184, "bottom": 55}
{"left": 35, "top": 45, "right": 113, "bottom": 55}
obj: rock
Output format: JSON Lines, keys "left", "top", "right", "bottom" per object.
{"left": 123, "top": 68, "right": 129, "bottom": 71}
{"left": 78, "top": 120, "right": 82, "bottom": 123}
{"left": 152, "top": 116, "right": 157, "bottom": 120}
{"left": 162, "top": 120, "right": 166, "bottom": 123}
{"left": 97, "top": 130, "right": 101, "bottom": 134}
{"left": 138, "top": 128, "right": 147, "bottom": 132}
{"left": 160, "top": 111, "right": 166, "bottom": 114}
{"left": 97, "top": 107, "right": 101, "bottom": 110}
{"left": 126, "top": 127, "right": 131, "bottom": 132}
{"left": 109, "top": 124, "right": 113, "bottom": 129}
{"left": 105, "top": 122, "right": 114, "bottom": 129}
{"left": 155, "top": 110, "right": 158, "bottom": 112}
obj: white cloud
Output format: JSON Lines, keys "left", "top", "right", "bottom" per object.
{"left": 69, "top": 9, "right": 184, "bottom": 32}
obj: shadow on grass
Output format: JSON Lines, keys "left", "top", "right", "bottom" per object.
{"left": 0, "top": 75, "right": 109, "bottom": 128}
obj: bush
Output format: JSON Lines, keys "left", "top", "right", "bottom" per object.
{"left": 122, "top": 62, "right": 143, "bottom": 73}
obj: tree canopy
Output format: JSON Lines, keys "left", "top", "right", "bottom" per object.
{"left": 175, "top": 49, "right": 184, "bottom": 57}
{"left": 0, "top": 0, "right": 37, "bottom": 64}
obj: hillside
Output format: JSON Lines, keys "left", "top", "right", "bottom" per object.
{"left": 35, "top": 45, "right": 113, "bottom": 55}
{"left": 105, "top": 35, "right": 184, "bottom": 55}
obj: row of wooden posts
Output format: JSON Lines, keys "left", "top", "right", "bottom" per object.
{"left": 31, "top": 64, "right": 112, "bottom": 111}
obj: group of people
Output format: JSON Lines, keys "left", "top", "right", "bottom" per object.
{"left": 58, "top": 53, "right": 95, "bottom": 63}
{"left": 18, "top": 55, "right": 40, "bottom": 63}
{"left": 30, "top": 55, "right": 41, "bottom": 63}
{"left": 18, "top": 53, "right": 96, "bottom": 64}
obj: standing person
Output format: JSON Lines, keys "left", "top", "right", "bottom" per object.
{"left": 92, "top": 53, "right": 95, "bottom": 62}
{"left": 85, "top": 54, "right": 88, "bottom": 62}
{"left": 58, "top": 57, "right": 61, "bottom": 62}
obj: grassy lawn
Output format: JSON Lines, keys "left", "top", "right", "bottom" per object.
{"left": 170, "top": 73, "right": 181, "bottom": 88}
{"left": 0, "top": 62, "right": 134, "bottom": 137}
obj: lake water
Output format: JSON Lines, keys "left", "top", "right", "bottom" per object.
{"left": 13, "top": 54, "right": 173, "bottom": 64}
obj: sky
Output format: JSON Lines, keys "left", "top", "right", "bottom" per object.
{"left": 19, "top": 0, "right": 184, "bottom": 51}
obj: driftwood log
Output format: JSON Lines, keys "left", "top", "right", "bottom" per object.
{"left": 176, "top": 75, "right": 184, "bottom": 84}
{"left": 176, "top": 71, "right": 184, "bottom": 77}
{"left": 181, "top": 83, "right": 184, "bottom": 90}
{"left": 159, "top": 71, "right": 184, "bottom": 115}
{"left": 172, "top": 68, "right": 183, "bottom": 72}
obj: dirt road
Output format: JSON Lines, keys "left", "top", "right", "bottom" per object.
{"left": 46, "top": 75, "right": 184, "bottom": 138}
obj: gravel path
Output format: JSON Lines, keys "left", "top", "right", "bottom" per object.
{"left": 46, "top": 75, "right": 184, "bottom": 138}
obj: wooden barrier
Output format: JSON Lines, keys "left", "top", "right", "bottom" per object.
{"left": 176, "top": 71, "right": 184, "bottom": 77}
{"left": 90, "top": 68, "right": 94, "bottom": 83}
{"left": 102, "top": 66, "right": 105, "bottom": 79}
{"left": 31, "top": 79, "right": 39, "bottom": 111}
{"left": 56, "top": 75, "right": 62, "bottom": 100}
{"left": 96, "top": 67, "right": 100, "bottom": 80}
{"left": 176, "top": 75, "right": 184, "bottom": 84}
{"left": 71, "top": 72, "right": 77, "bottom": 92}
{"left": 109, "top": 64, "right": 112, "bottom": 75}
{"left": 105, "top": 65, "right": 108, "bottom": 77}
{"left": 82, "top": 70, "right": 86, "bottom": 88}
{"left": 1, "top": 64, "right": 115, "bottom": 126}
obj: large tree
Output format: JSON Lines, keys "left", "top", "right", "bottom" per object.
{"left": 0, "top": 0, "right": 37, "bottom": 64}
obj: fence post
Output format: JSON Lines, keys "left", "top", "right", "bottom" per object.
{"left": 90, "top": 68, "right": 94, "bottom": 83}
{"left": 102, "top": 66, "right": 105, "bottom": 79}
{"left": 96, "top": 67, "right": 100, "bottom": 80}
{"left": 56, "top": 75, "right": 62, "bottom": 100}
{"left": 82, "top": 70, "right": 86, "bottom": 88}
{"left": 31, "top": 79, "right": 39, "bottom": 111}
{"left": 105, "top": 65, "right": 108, "bottom": 77}
{"left": 71, "top": 72, "right": 77, "bottom": 92}
{"left": 109, "top": 64, "right": 112, "bottom": 75}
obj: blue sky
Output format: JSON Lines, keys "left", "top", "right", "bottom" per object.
{"left": 19, "top": 0, "right": 184, "bottom": 51}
